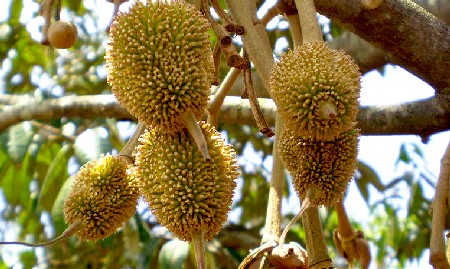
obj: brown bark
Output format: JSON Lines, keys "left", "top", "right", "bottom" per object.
{"left": 1, "top": 95, "right": 448, "bottom": 137}
{"left": 314, "top": 0, "right": 450, "bottom": 91}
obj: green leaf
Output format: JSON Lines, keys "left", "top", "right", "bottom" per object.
{"left": 19, "top": 250, "right": 36, "bottom": 269}
{"left": 158, "top": 240, "right": 190, "bottom": 269}
{"left": 9, "top": 0, "right": 23, "bottom": 25}
{"left": 38, "top": 143, "right": 73, "bottom": 211}
{"left": 1, "top": 153, "right": 32, "bottom": 206}
{"left": 137, "top": 234, "right": 165, "bottom": 269}
{"left": 355, "top": 162, "right": 380, "bottom": 203}
{"left": 51, "top": 175, "right": 74, "bottom": 233}
{"left": 396, "top": 143, "right": 411, "bottom": 165}
{"left": 2, "top": 123, "right": 35, "bottom": 165}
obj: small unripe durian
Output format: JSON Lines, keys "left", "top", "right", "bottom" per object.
{"left": 134, "top": 122, "right": 239, "bottom": 242}
{"left": 278, "top": 127, "right": 359, "bottom": 206}
{"left": 47, "top": 20, "right": 78, "bottom": 49}
{"left": 270, "top": 42, "right": 361, "bottom": 141}
{"left": 106, "top": 1, "right": 213, "bottom": 131}
{"left": 63, "top": 155, "right": 139, "bottom": 241}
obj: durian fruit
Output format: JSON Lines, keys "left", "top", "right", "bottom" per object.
{"left": 278, "top": 127, "right": 359, "bottom": 207}
{"left": 270, "top": 42, "right": 360, "bottom": 141}
{"left": 105, "top": 1, "right": 213, "bottom": 159}
{"left": 0, "top": 155, "right": 139, "bottom": 247}
{"left": 63, "top": 154, "right": 139, "bottom": 241}
{"left": 134, "top": 122, "right": 239, "bottom": 268}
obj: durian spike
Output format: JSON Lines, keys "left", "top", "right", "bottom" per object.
{"left": 0, "top": 219, "right": 83, "bottom": 247}
{"left": 182, "top": 112, "right": 211, "bottom": 161}
{"left": 279, "top": 186, "right": 323, "bottom": 247}
{"left": 192, "top": 229, "right": 207, "bottom": 269}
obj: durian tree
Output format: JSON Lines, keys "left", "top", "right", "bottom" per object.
{"left": 0, "top": 0, "right": 449, "bottom": 268}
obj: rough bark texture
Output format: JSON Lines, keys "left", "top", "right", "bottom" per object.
{"left": 314, "top": 0, "right": 450, "bottom": 91}
{"left": 1, "top": 95, "right": 449, "bottom": 137}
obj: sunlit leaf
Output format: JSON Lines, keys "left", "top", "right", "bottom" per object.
{"left": 158, "top": 240, "right": 190, "bottom": 269}
{"left": 51, "top": 175, "right": 74, "bottom": 233}
{"left": 2, "top": 123, "right": 34, "bottom": 165}
{"left": 38, "top": 143, "right": 73, "bottom": 211}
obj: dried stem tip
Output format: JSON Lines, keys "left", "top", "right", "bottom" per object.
{"left": 182, "top": 112, "right": 211, "bottom": 161}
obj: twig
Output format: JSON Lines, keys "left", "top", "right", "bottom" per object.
{"left": 285, "top": 13, "right": 302, "bottom": 47}
{"left": 212, "top": 42, "right": 222, "bottom": 85}
{"left": 294, "top": 0, "right": 323, "bottom": 43}
{"left": 261, "top": 114, "right": 284, "bottom": 242}
{"left": 208, "top": 68, "right": 241, "bottom": 128}
{"left": 302, "top": 207, "right": 334, "bottom": 269}
{"left": 118, "top": 121, "right": 145, "bottom": 163}
{"left": 0, "top": 219, "right": 83, "bottom": 247}
{"left": 40, "top": 0, "right": 55, "bottom": 45}
{"left": 106, "top": 0, "right": 129, "bottom": 33}
{"left": 210, "top": 0, "right": 233, "bottom": 25}
{"left": 260, "top": 4, "right": 280, "bottom": 26}
{"left": 225, "top": 0, "right": 274, "bottom": 92}
{"left": 242, "top": 50, "right": 274, "bottom": 138}
{"left": 201, "top": 0, "right": 247, "bottom": 69}
{"left": 430, "top": 140, "right": 450, "bottom": 269}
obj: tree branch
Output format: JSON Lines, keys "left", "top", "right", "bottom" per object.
{"left": 1, "top": 95, "right": 449, "bottom": 137}
{"left": 314, "top": 0, "right": 450, "bottom": 91}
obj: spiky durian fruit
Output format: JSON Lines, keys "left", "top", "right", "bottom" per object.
{"left": 63, "top": 155, "right": 139, "bottom": 241}
{"left": 278, "top": 127, "right": 359, "bottom": 206}
{"left": 270, "top": 42, "right": 360, "bottom": 141}
{"left": 134, "top": 122, "right": 239, "bottom": 242}
{"left": 105, "top": 1, "right": 212, "bottom": 131}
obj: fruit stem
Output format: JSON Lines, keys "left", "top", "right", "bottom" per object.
{"left": 302, "top": 207, "right": 334, "bottom": 269}
{"left": 294, "top": 0, "right": 323, "bottom": 43}
{"left": 278, "top": 185, "right": 320, "bottom": 247}
{"left": 182, "top": 113, "right": 211, "bottom": 161}
{"left": 39, "top": 0, "right": 55, "bottom": 45}
{"left": 0, "top": 219, "right": 83, "bottom": 247}
{"left": 208, "top": 67, "right": 241, "bottom": 128}
{"left": 119, "top": 121, "right": 146, "bottom": 163}
{"left": 192, "top": 229, "right": 207, "bottom": 269}
{"left": 430, "top": 140, "right": 450, "bottom": 268}
{"left": 262, "top": 114, "right": 284, "bottom": 245}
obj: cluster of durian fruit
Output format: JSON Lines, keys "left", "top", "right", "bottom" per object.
{"left": 0, "top": 1, "right": 240, "bottom": 267}
{"left": 271, "top": 41, "right": 361, "bottom": 209}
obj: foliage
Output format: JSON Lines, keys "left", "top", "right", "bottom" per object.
{"left": 0, "top": 0, "right": 442, "bottom": 268}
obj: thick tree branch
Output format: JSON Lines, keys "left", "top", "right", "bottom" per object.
{"left": 314, "top": 0, "right": 450, "bottom": 91}
{"left": 1, "top": 95, "right": 449, "bottom": 137}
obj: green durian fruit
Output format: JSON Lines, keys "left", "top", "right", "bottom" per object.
{"left": 105, "top": 1, "right": 212, "bottom": 131}
{"left": 270, "top": 42, "right": 361, "bottom": 141}
{"left": 278, "top": 127, "right": 359, "bottom": 207}
{"left": 63, "top": 155, "right": 139, "bottom": 241}
{"left": 134, "top": 122, "right": 239, "bottom": 242}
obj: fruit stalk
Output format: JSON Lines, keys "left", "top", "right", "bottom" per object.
{"left": 0, "top": 219, "right": 83, "bottom": 247}
{"left": 182, "top": 113, "right": 211, "bottom": 161}
{"left": 192, "top": 229, "right": 207, "bottom": 269}
{"left": 430, "top": 141, "right": 450, "bottom": 268}
{"left": 294, "top": 0, "right": 323, "bottom": 43}
{"left": 302, "top": 207, "right": 334, "bottom": 269}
